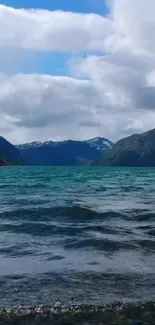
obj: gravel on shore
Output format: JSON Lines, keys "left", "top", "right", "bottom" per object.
{"left": 0, "top": 302, "right": 155, "bottom": 324}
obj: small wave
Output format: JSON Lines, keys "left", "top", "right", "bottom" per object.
{"left": 120, "top": 185, "right": 144, "bottom": 192}
{"left": 147, "top": 229, "right": 155, "bottom": 237}
{"left": 135, "top": 239, "right": 155, "bottom": 250}
{"left": 0, "top": 223, "right": 86, "bottom": 237}
{"left": 46, "top": 255, "right": 64, "bottom": 261}
{"left": 93, "top": 186, "right": 107, "bottom": 192}
{"left": 124, "top": 209, "right": 155, "bottom": 222}
{"left": 0, "top": 206, "right": 126, "bottom": 223}
{"left": 136, "top": 226, "right": 155, "bottom": 237}
{"left": 1, "top": 205, "right": 153, "bottom": 224}
{"left": 132, "top": 212, "right": 155, "bottom": 222}
{"left": 0, "top": 244, "right": 34, "bottom": 258}
{"left": 0, "top": 222, "right": 129, "bottom": 239}
{"left": 64, "top": 237, "right": 135, "bottom": 251}
{"left": 83, "top": 225, "right": 118, "bottom": 235}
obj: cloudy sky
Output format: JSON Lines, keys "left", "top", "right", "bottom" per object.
{"left": 0, "top": 0, "right": 155, "bottom": 144}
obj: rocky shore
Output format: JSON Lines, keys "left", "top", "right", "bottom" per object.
{"left": 0, "top": 303, "right": 155, "bottom": 324}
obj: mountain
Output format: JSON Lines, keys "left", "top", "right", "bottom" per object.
{"left": 85, "top": 137, "right": 113, "bottom": 152}
{"left": 92, "top": 128, "right": 155, "bottom": 167}
{"left": 0, "top": 136, "right": 23, "bottom": 165}
{"left": 17, "top": 141, "right": 44, "bottom": 149}
{"left": 52, "top": 140, "right": 103, "bottom": 162}
{"left": 0, "top": 136, "right": 112, "bottom": 167}
{"left": 17, "top": 139, "right": 106, "bottom": 165}
{"left": 3, "top": 129, "right": 155, "bottom": 167}
{"left": 19, "top": 144, "right": 77, "bottom": 166}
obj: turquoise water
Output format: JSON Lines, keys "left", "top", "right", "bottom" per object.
{"left": 0, "top": 166, "right": 155, "bottom": 323}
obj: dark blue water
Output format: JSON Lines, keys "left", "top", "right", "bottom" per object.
{"left": 0, "top": 166, "right": 155, "bottom": 323}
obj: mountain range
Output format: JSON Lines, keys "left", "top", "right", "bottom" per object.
{"left": 0, "top": 136, "right": 112, "bottom": 166}
{"left": 93, "top": 128, "right": 155, "bottom": 167}
{"left": 2, "top": 128, "right": 155, "bottom": 167}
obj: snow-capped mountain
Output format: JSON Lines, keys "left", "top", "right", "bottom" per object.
{"left": 17, "top": 137, "right": 113, "bottom": 152}
{"left": 17, "top": 141, "right": 54, "bottom": 149}
{"left": 16, "top": 137, "right": 113, "bottom": 166}
{"left": 85, "top": 137, "right": 113, "bottom": 152}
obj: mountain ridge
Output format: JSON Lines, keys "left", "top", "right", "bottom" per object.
{"left": 84, "top": 137, "right": 113, "bottom": 152}
{"left": 17, "top": 137, "right": 112, "bottom": 152}
{"left": 0, "top": 136, "right": 111, "bottom": 166}
{"left": 2, "top": 129, "right": 155, "bottom": 166}
{"left": 92, "top": 128, "right": 155, "bottom": 167}
{"left": 0, "top": 136, "right": 24, "bottom": 166}
{"left": 16, "top": 137, "right": 112, "bottom": 166}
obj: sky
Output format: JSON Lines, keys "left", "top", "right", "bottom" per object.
{"left": 0, "top": 0, "right": 155, "bottom": 144}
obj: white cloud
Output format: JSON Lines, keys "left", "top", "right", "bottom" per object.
{"left": 0, "top": 0, "right": 155, "bottom": 143}
{"left": 1, "top": 71, "right": 155, "bottom": 144}
{"left": 1, "top": 1, "right": 155, "bottom": 55}
{"left": 111, "top": 0, "right": 155, "bottom": 55}
{"left": 71, "top": 52, "right": 155, "bottom": 110}
{"left": 0, "top": 73, "right": 104, "bottom": 143}
{"left": 0, "top": 5, "right": 111, "bottom": 52}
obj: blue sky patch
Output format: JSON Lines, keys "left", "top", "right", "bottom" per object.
{"left": 1, "top": 0, "right": 109, "bottom": 15}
